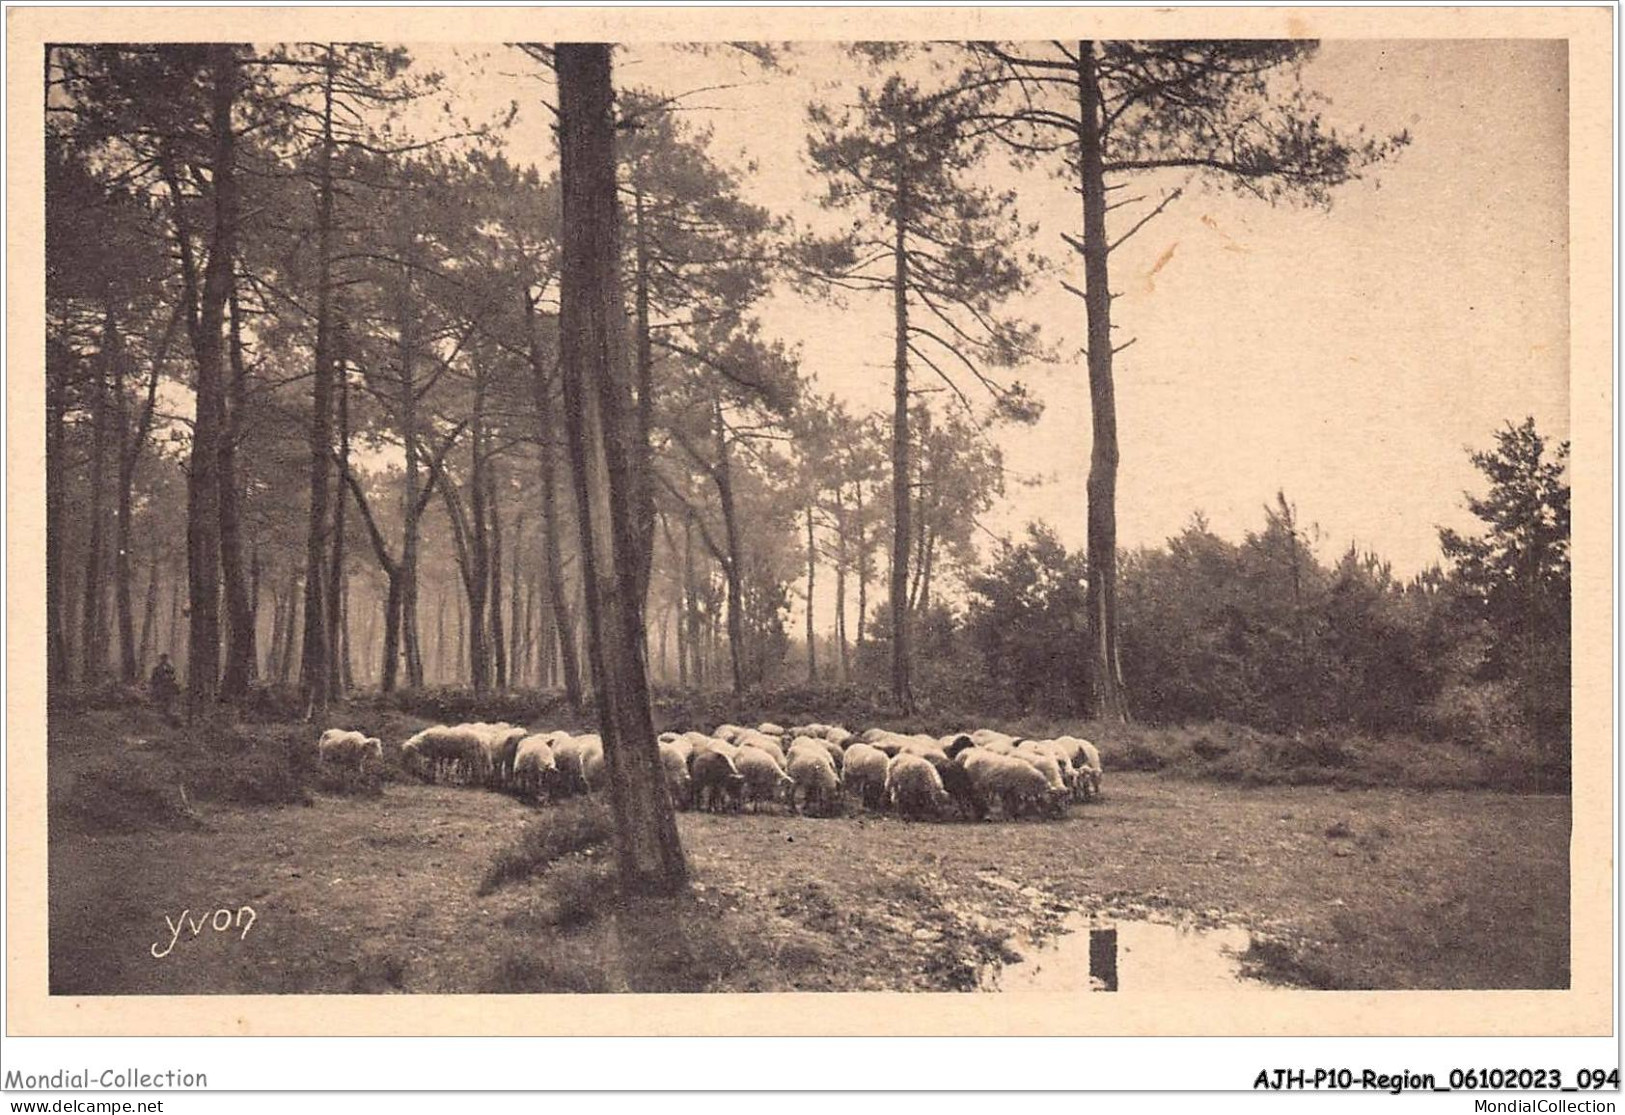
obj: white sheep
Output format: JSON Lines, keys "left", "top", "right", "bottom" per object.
{"left": 786, "top": 745, "right": 840, "bottom": 817}
{"left": 317, "top": 729, "right": 382, "bottom": 771}
{"left": 735, "top": 745, "right": 794, "bottom": 811}
{"left": 692, "top": 748, "right": 745, "bottom": 812}
{"left": 513, "top": 734, "right": 560, "bottom": 799}
{"left": 1050, "top": 735, "right": 1104, "bottom": 800}
{"left": 737, "top": 730, "right": 788, "bottom": 768}
{"left": 960, "top": 750, "right": 1065, "bottom": 819}
{"left": 841, "top": 743, "right": 891, "bottom": 810}
{"left": 885, "top": 753, "right": 951, "bottom": 820}
{"left": 658, "top": 739, "right": 694, "bottom": 810}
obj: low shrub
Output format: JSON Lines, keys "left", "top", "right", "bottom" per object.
{"left": 479, "top": 797, "right": 615, "bottom": 896}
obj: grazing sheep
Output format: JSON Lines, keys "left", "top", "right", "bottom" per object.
{"left": 818, "top": 738, "right": 845, "bottom": 772}
{"left": 579, "top": 736, "right": 608, "bottom": 792}
{"left": 756, "top": 722, "right": 787, "bottom": 737}
{"left": 885, "top": 753, "right": 952, "bottom": 820}
{"left": 969, "top": 729, "right": 1020, "bottom": 754}
{"left": 401, "top": 727, "right": 456, "bottom": 781}
{"left": 1019, "top": 739, "right": 1080, "bottom": 797}
{"left": 736, "top": 745, "right": 795, "bottom": 811}
{"left": 941, "top": 733, "right": 977, "bottom": 760}
{"left": 961, "top": 750, "right": 1065, "bottom": 819}
{"left": 658, "top": 740, "right": 694, "bottom": 810}
{"left": 788, "top": 722, "right": 830, "bottom": 739}
{"left": 420, "top": 725, "right": 493, "bottom": 784}
{"left": 713, "top": 724, "right": 747, "bottom": 743}
{"left": 663, "top": 735, "right": 696, "bottom": 766}
{"left": 1050, "top": 736, "right": 1103, "bottom": 800}
{"left": 737, "top": 730, "right": 787, "bottom": 768}
{"left": 922, "top": 750, "right": 984, "bottom": 820}
{"left": 513, "top": 734, "right": 561, "bottom": 799}
{"left": 692, "top": 749, "right": 745, "bottom": 813}
{"left": 317, "top": 729, "right": 382, "bottom": 771}
{"left": 658, "top": 731, "right": 680, "bottom": 744}
{"left": 841, "top": 743, "right": 891, "bottom": 810}
{"left": 865, "top": 732, "right": 907, "bottom": 758}
{"left": 477, "top": 724, "right": 529, "bottom": 789}
{"left": 825, "top": 727, "right": 853, "bottom": 747}
{"left": 786, "top": 746, "right": 840, "bottom": 817}
{"left": 1013, "top": 743, "right": 1072, "bottom": 798}
{"left": 551, "top": 734, "right": 597, "bottom": 795}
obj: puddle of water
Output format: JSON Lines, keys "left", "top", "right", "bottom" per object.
{"left": 987, "top": 912, "right": 1285, "bottom": 993}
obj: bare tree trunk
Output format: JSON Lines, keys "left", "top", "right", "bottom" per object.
{"left": 455, "top": 591, "right": 465, "bottom": 685}
{"left": 138, "top": 544, "right": 160, "bottom": 676}
{"left": 219, "top": 282, "right": 256, "bottom": 697}
{"left": 46, "top": 341, "right": 70, "bottom": 688}
{"left": 278, "top": 574, "right": 301, "bottom": 686}
{"left": 186, "top": 45, "right": 237, "bottom": 717}
{"left": 677, "top": 512, "right": 691, "bottom": 689}
{"left": 889, "top": 119, "right": 914, "bottom": 712}
{"left": 527, "top": 297, "right": 585, "bottom": 710}
{"left": 166, "top": 558, "right": 182, "bottom": 666}
{"left": 1077, "top": 41, "right": 1129, "bottom": 723}
{"left": 489, "top": 464, "right": 507, "bottom": 689}
{"left": 299, "top": 44, "right": 337, "bottom": 717}
{"left": 435, "top": 588, "right": 446, "bottom": 685}
{"left": 805, "top": 504, "right": 817, "bottom": 682}
{"left": 81, "top": 306, "right": 114, "bottom": 685}
{"left": 509, "top": 514, "right": 525, "bottom": 683}
{"left": 834, "top": 484, "right": 849, "bottom": 682}
{"left": 714, "top": 403, "right": 746, "bottom": 694}
{"left": 265, "top": 580, "right": 285, "bottom": 682}
{"left": 557, "top": 42, "right": 687, "bottom": 895}
{"left": 628, "top": 176, "right": 657, "bottom": 609}
{"left": 855, "top": 481, "right": 868, "bottom": 652}
{"left": 326, "top": 350, "right": 350, "bottom": 697}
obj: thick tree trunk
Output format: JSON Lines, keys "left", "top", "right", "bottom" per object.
{"left": 1077, "top": 41, "right": 1130, "bottom": 723}
{"left": 889, "top": 120, "right": 914, "bottom": 712}
{"left": 186, "top": 45, "right": 237, "bottom": 717}
{"left": 219, "top": 283, "right": 256, "bottom": 697}
{"left": 299, "top": 45, "right": 337, "bottom": 717}
{"left": 556, "top": 42, "right": 687, "bottom": 896}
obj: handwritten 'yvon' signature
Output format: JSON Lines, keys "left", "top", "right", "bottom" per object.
{"left": 150, "top": 906, "right": 258, "bottom": 959}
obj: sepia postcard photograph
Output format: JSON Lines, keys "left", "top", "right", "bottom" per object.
{"left": 4, "top": 4, "right": 1614, "bottom": 1052}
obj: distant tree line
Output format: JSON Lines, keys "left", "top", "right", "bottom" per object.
{"left": 947, "top": 419, "right": 1570, "bottom": 769}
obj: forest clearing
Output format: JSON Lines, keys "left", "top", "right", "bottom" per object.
{"left": 48, "top": 702, "right": 1569, "bottom": 995}
{"left": 43, "top": 37, "right": 1572, "bottom": 1005}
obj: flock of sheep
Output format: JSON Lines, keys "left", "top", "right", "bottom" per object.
{"left": 351, "top": 719, "right": 1104, "bottom": 823}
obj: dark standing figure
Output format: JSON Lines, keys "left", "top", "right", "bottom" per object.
{"left": 150, "top": 652, "right": 180, "bottom": 724}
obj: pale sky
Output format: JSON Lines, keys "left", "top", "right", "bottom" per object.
{"left": 429, "top": 38, "right": 1569, "bottom": 581}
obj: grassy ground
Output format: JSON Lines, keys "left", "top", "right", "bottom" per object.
{"left": 46, "top": 709, "right": 1569, "bottom": 995}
